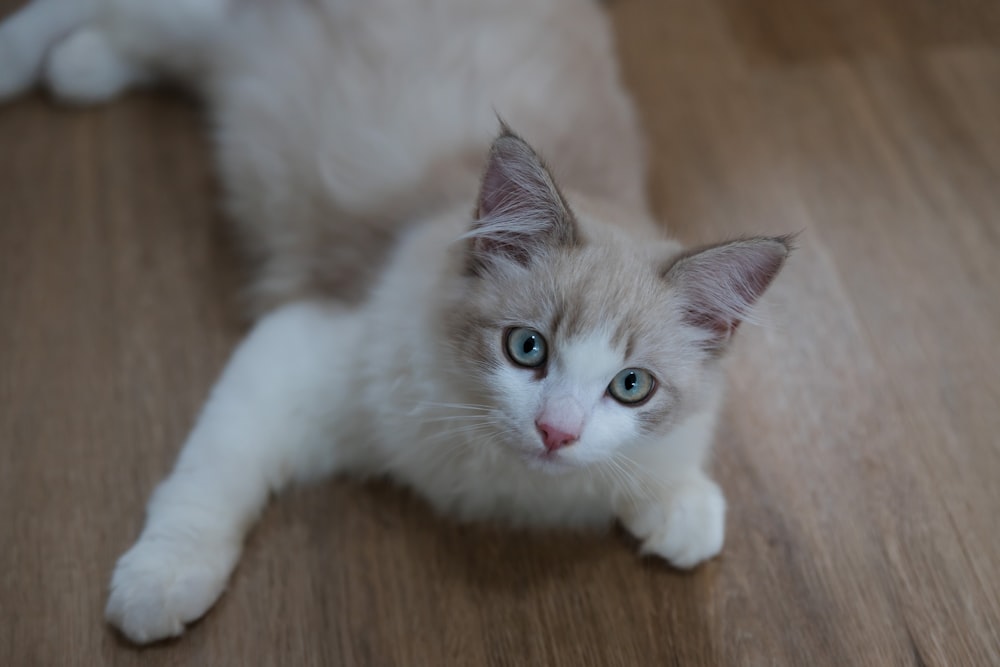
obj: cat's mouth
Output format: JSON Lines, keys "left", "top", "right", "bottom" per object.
{"left": 517, "top": 448, "right": 580, "bottom": 475}
{"left": 492, "top": 417, "right": 584, "bottom": 474}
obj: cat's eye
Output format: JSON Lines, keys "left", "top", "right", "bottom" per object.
{"left": 608, "top": 368, "right": 655, "bottom": 405}
{"left": 505, "top": 328, "right": 548, "bottom": 368}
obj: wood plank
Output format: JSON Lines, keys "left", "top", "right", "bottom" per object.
{"left": 1, "top": 0, "right": 997, "bottom": 664}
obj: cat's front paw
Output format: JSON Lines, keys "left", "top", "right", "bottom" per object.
{"left": 624, "top": 475, "right": 726, "bottom": 569}
{"left": 105, "top": 535, "right": 238, "bottom": 644}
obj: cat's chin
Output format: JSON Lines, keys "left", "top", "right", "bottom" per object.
{"left": 516, "top": 449, "right": 581, "bottom": 475}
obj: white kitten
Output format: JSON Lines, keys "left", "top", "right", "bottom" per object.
{"left": 0, "top": 0, "right": 791, "bottom": 645}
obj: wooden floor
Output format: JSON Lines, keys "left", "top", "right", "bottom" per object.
{"left": 2, "top": 0, "right": 999, "bottom": 664}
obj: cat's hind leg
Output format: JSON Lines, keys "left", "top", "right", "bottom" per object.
{"left": 0, "top": 0, "right": 233, "bottom": 105}
{"left": 0, "top": 0, "right": 98, "bottom": 101}
{"left": 45, "top": 0, "right": 236, "bottom": 104}
{"left": 106, "top": 300, "right": 368, "bottom": 644}
{"left": 43, "top": 24, "right": 149, "bottom": 104}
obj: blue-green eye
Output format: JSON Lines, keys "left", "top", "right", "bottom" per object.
{"left": 608, "top": 368, "right": 655, "bottom": 405}
{"left": 505, "top": 328, "right": 547, "bottom": 368}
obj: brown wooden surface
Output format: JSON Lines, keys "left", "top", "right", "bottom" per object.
{"left": 2, "top": 1, "right": 999, "bottom": 665}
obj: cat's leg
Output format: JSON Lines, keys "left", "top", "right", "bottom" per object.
{"left": 43, "top": 22, "right": 149, "bottom": 104}
{"left": 620, "top": 471, "right": 727, "bottom": 569}
{"left": 106, "top": 300, "right": 367, "bottom": 644}
{"left": 616, "top": 408, "right": 727, "bottom": 569}
{"left": 44, "top": 0, "right": 234, "bottom": 104}
{"left": 0, "top": 0, "right": 98, "bottom": 101}
{"left": 0, "top": 0, "right": 233, "bottom": 105}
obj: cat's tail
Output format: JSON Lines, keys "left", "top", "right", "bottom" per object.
{"left": 0, "top": 0, "right": 233, "bottom": 105}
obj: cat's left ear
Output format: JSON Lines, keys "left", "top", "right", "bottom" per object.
{"left": 464, "top": 126, "right": 578, "bottom": 273}
{"left": 664, "top": 236, "right": 793, "bottom": 352}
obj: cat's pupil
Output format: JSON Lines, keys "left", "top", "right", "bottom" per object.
{"left": 624, "top": 372, "right": 637, "bottom": 392}
{"left": 522, "top": 337, "right": 536, "bottom": 354}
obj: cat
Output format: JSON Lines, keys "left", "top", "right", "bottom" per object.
{"left": 0, "top": 0, "right": 792, "bottom": 645}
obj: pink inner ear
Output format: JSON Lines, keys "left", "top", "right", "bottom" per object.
{"left": 476, "top": 130, "right": 559, "bottom": 222}
{"left": 464, "top": 128, "right": 578, "bottom": 270}
{"left": 476, "top": 144, "right": 521, "bottom": 221}
{"left": 685, "top": 310, "right": 742, "bottom": 343}
{"left": 666, "top": 237, "right": 792, "bottom": 349}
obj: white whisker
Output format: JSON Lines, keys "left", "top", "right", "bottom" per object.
{"left": 414, "top": 401, "right": 494, "bottom": 412}
{"left": 418, "top": 414, "right": 496, "bottom": 424}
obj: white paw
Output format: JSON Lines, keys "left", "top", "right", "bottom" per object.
{"left": 45, "top": 28, "right": 143, "bottom": 105}
{"left": 105, "top": 535, "right": 238, "bottom": 644}
{"left": 625, "top": 476, "right": 726, "bottom": 569}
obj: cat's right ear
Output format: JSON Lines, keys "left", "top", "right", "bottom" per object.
{"left": 663, "top": 236, "right": 793, "bottom": 353}
{"left": 463, "top": 127, "right": 579, "bottom": 274}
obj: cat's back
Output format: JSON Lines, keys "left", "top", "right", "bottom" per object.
{"left": 216, "top": 0, "right": 647, "bottom": 219}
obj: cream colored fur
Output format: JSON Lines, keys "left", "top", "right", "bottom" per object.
{"left": 0, "top": 0, "right": 791, "bottom": 645}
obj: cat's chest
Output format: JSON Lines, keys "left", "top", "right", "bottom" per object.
{"left": 382, "top": 419, "right": 616, "bottom": 527}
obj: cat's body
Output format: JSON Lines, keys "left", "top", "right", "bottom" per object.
{"left": 0, "top": 0, "right": 791, "bottom": 646}
{"left": 2, "top": 0, "right": 648, "bottom": 308}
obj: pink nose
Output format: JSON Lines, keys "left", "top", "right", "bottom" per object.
{"left": 536, "top": 420, "right": 579, "bottom": 452}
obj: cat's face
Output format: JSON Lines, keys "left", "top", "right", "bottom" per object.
{"left": 445, "top": 239, "right": 710, "bottom": 472}
{"left": 441, "top": 128, "right": 790, "bottom": 473}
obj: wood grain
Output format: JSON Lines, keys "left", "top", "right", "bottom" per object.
{"left": 1, "top": 0, "right": 998, "bottom": 664}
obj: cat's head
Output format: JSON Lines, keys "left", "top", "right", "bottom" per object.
{"left": 441, "top": 127, "right": 791, "bottom": 473}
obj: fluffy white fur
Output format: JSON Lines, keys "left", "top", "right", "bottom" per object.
{"left": 0, "top": 0, "right": 791, "bottom": 645}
